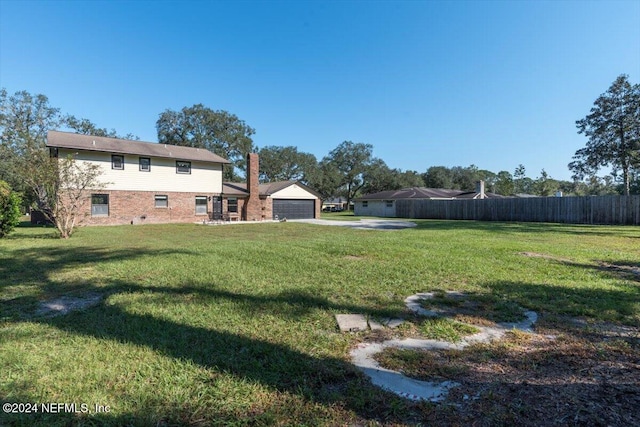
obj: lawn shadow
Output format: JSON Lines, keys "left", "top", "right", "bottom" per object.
{"left": 5, "top": 286, "right": 414, "bottom": 425}
{"left": 487, "top": 280, "right": 640, "bottom": 325}
{"left": 0, "top": 245, "right": 199, "bottom": 321}
{"left": 2, "top": 244, "right": 416, "bottom": 425}
{"left": 410, "top": 219, "right": 640, "bottom": 238}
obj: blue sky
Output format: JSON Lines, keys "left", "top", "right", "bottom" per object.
{"left": 1, "top": 0, "right": 639, "bottom": 181}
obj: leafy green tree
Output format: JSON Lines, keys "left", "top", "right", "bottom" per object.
{"left": 65, "top": 115, "right": 139, "bottom": 140}
{"left": 396, "top": 169, "right": 425, "bottom": 188}
{"left": 322, "top": 141, "right": 374, "bottom": 209}
{"left": 257, "top": 146, "right": 317, "bottom": 183}
{"left": 1, "top": 88, "right": 130, "bottom": 235}
{"left": 0, "top": 180, "right": 22, "bottom": 237}
{"left": 0, "top": 89, "right": 65, "bottom": 197}
{"left": 532, "top": 169, "right": 559, "bottom": 196}
{"left": 494, "top": 171, "right": 515, "bottom": 195}
{"left": 477, "top": 169, "right": 498, "bottom": 192}
{"left": 422, "top": 166, "right": 453, "bottom": 189}
{"left": 308, "top": 160, "right": 340, "bottom": 201}
{"left": 569, "top": 74, "right": 640, "bottom": 195}
{"left": 18, "top": 154, "right": 106, "bottom": 238}
{"left": 156, "top": 104, "right": 255, "bottom": 181}
{"left": 361, "top": 158, "right": 397, "bottom": 194}
{"left": 513, "top": 164, "right": 526, "bottom": 193}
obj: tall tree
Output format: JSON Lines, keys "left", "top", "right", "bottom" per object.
{"left": 156, "top": 104, "right": 255, "bottom": 181}
{"left": 396, "top": 170, "right": 425, "bottom": 188}
{"left": 307, "top": 159, "right": 341, "bottom": 202}
{"left": 65, "top": 115, "right": 139, "bottom": 140}
{"left": 451, "top": 165, "right": 481, "bottom": 190}
{"left": 1, "top": 88, "right": 132, "bottom": 215}
{"left": 569, "top": 74, "right": 640, "bottom": 195}
{"left": 494, "top": 171, "right": 515, "bottom": 195}
{"left": 0, "top": 89, "right": 64, "bottom": 193}
{"left": 322, "top": 141, "right": 374, "bottom": 209}
{"left": 532, "top": 169, "right": 559, "bottom": 196}
{"left": 257, "top": 146, "right": 317, "bottom": 183}
{"left": 361, "top": 158, "right": 397, "bottom": 194}
{"left": 422, "top": 166, "right": 454, "bottom": 189}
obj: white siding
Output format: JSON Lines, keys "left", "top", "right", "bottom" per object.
{"left": 59, "top": 148, "right": 223, "bottom": 193}
{"left": 270, "top": 184, "right": 318, "bottom": 200}
{"left": 354, "top": 200, "right": 396, "bottom": 217}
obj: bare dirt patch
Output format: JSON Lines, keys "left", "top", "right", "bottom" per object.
{"left": 597, "top": 261, "right": 640, "bottom": 280}
{"left": 35, "top": 293, "right": 103, "bottom": 317}
{"left": 519, "top": 251, "right": 574, "bottom": 264}
{"left": 421, "top": 317, "right": 640, "bottom": 426}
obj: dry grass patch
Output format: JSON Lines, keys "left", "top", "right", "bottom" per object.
{"left": 381, "top": 316, "right": 640, "bottom": 426}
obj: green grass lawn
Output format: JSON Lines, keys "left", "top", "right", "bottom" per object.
{"left": 1, "top": 220, "right": 638, "bottom": 425}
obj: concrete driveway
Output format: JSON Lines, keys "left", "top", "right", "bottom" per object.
{"left": 290, "top": 218, "right": 417, "bottom": 230}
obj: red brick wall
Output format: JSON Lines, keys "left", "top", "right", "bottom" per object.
{"left": 244, "top": 153, "right": 262, "bottom": 221}
{"left": 83, "top": 190, "right": 213, "bottom": 226}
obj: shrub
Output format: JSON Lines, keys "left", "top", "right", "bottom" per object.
{"left": 0, "top": 180, "right": 22, "bottom": 237}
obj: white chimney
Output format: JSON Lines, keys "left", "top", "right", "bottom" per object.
{"left": 475, "top": 181, "right": 486, "bottom": 199}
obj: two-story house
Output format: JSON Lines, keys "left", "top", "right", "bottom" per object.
{"left": 45, "top": 131, "right": 321, "bottom": 225}
{"left": 46, "top": 130, "right": 230, "bottom": 225}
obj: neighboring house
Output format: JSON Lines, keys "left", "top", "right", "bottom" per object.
{"left": 321, "top": 197, "right": 350, "bottom": 212}
{"left": 45, "top": 131, "right": 320, "bottom": 225}
{"left": 354, "top": 181, "right": 504, "bottom": 217}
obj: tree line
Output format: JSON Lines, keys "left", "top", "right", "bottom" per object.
{"left": 1, "top": 74, "right": 638, "bottom": 236}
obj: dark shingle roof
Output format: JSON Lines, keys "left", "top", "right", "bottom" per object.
{"left": 355, "top": 187, "right": 505, "bottom": 201}
{"left": 46, "top": 130, "right": 230, "bottom": 164}
{"left": 222, "top": 180, "right": 320, "bottom": 198}
{"left": 355, "top": 187, "right": 460, "bottom": 200}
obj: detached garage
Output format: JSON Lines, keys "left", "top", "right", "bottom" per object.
{"left": 221, "top": 154, "right": 321, "bottom": 221}
{"left": 262, "top": 181, "right": 321, "bottom": 220}
{"left": 221, "top": 179, "right": 321, "bottom": 221}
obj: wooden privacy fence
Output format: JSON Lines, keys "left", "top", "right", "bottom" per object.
{"left": 395, "top": 195, "right": 640, "bottom": 225}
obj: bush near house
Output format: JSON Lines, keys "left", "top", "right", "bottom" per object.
{"left": 0, "top": 180, "right": 22, "bottom": 237}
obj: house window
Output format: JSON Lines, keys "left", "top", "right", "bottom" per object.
{"left": 112, "top": 155, "right": 124, "bottom": 170}
{"left": 362, "top": 201, "right": 368, "bottom": 208}
{"left": 385, "top": 200, "right": 394, "bottom": 208}
{"left": 155, "top": 195, "right": 168, "bottom": 208}
{"left": 139, "top": 157, "right": 150, "bottom": 172}
{"left": 176, "top": 161, "right": 191, "bottom": 174}
{"left": 227, "top": 197, "right": 238, "bottom": 213}
{"left": 195, "top": 196, "right": 208, "bottom": 215}
{"left": 91, "top": 194, "right": 109, "bottom": 216}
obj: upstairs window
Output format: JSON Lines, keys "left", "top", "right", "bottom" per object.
{"left": 176, "top": 161, "right": 191, "bottom": 174}
{"left": 112, "top": 155, "right": 124, "bottom": 170}
{"left": 139, "top": 157, "right": 150, "bottom": 172}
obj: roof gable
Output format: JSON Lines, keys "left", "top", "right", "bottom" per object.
{"left": 46, "top": 130, "right": 230, "bottom": 164}
{"left": 222, "top": 180, "right": 321, "bottom": 198}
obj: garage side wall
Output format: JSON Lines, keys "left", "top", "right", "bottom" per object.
{"left": 354, "top": 200, "right": 397, "bottom": 217}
